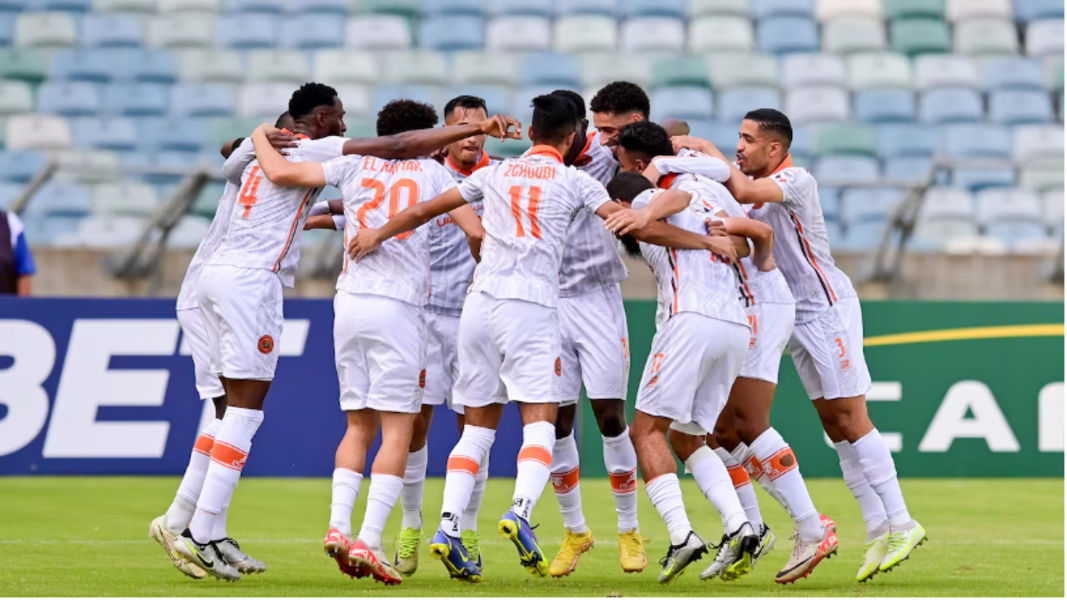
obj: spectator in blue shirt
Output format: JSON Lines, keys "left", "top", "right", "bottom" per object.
{"left": 1, "top": 210, "right": 35, "bottom": 296}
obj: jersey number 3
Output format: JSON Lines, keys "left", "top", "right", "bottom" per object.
{"left": 509, "top": 185, "right": 542, "bottom": 239}
{"left": 357, "top": 178, "right": 419, "bottom": 240}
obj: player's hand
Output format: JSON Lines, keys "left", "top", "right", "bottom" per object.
{"left": 671, "top": 135, "right": 713, "bottom": 156}
{"left": 706, "top": 234, "right": 737, "bottom": 265}
{"left": 705, "top": 218, "right": 729, "bottom": 237}
{"left": 266, "top": 129, "right": 298, "bottom": 155}
{"left": 603, "top": 207, "right": 652, "bottom": 235}
{"left": 348, "top": 227, "right": 383, "bottom": 262}
{"left": 641, "top": 161, "right": 662, "bottom": 185}
{"left": 480, "top": 114, "right": 522, "bottom": 141}
{"left": 429, "top": 145, "right": 448, "bottom": 164}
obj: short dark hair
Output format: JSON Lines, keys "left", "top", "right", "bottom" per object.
{"left": 288, "top": 82, "right": 339, "bottom": 120}
{"left": 606, "top": 171, "right": 655, "bottom": 204}
{"left": 274, "top": 111, "right": 291, "bottom": 128}
{"left": 530, "top": 93, "right": 579, "bottom": 145}
{"left": 443, "top": 95, "right": 487, "bottom": 121}
{"left": 551, "top": 89, "right": 587, "bottom": 121}
{"left": 743, "top": 108, "right": 793, "bottom": 151}
{"left": 589, "top": 81, "right": 650, "bottom": 118}
{"left": 376, "top": 99, "right": 439, "bottom": 137}
{"left": 618, "top": 120, "right": 674, "bottom": 161}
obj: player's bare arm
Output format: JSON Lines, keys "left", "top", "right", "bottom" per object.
{"left": 222, "top": 130, "right": 298, "bottom": 159}
{"left": 724, "top": 170, "right": 785, "bottom": 205}
{"left": 713, "top": 217, "right": 774, "bottom": 271}
{"left": 348, "top": 188, "right": 468, "bottom": 261}
{"left": 447, "top": 203, "right": 485, "bottom": 261}
{"left": 341, "top": 115, "right": 522, "bottom": 158}
{"left": 669, "top": 135, "right": 726, "bottom": 160}
{"left": 641, "top": 155, "right": 732, "bottom": 186}
{"left": 250, "top": 124, "right": 328, "bottom": 187}
{"left": 594, "top": 200, "right": 738, "bottom": 263}
{"left": 602, "top": 189, "right": 695, "bottom": 235}
{"left": 303, "top": 215, "right": 338, "bottom": 230}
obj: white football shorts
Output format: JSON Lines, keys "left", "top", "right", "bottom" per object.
{"left": 453, "top": 291, "right": 562, "bottom": 407}
{"left": 789, "top": 295, "right": 872, "bottom": 400}
{"left": 176, "top": 307, "right": 225, "bottom": 400}
{"left": 197, "top": 264, "right": 283, "bottom": 381}
{"left": 559, "top": 283, "right": 630, "bottom": 405}
{"left": 738, "top": 302, "right": 795, "bottom": 384}
{"left": 334, "top": 291, "right": 427, "bottom": 414}
{"left": 424, "top": 309, "right": 463, "bottom": 413}
{"left": 636, "top": 312, "right": 748, "bottom": 436}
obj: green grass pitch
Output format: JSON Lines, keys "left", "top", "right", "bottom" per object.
{"left": 0, "top": 477, "right": 1061, "bottom": 597}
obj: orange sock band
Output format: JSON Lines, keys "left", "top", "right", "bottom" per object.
{"left": 551, "top": 466, "right": 580, "bottom": 494}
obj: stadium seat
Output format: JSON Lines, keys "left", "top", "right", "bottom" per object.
{"left": 67, "top": 215, "right": 147, "bottom": 248}
{"left": 920, "top": 187, "right": 975, "bottom": 220}
{"left": 346, "top": 15, "right": 413, "bottom": 50}
{"left": 81, "top": 13, "right": 144, "bottom": 48}
{"left": 558, "top": 0, "right": 619, "bottom": 16}
{"left": 0, "top": 184, "right": 19, "bottom": 211}
{"left": 159, "top": 0, "right": 220, "bottom": 12}
{"left": 105, "top": 83, "right": 170, "bottom": 117}
{"left": 982, "top": 57, "right": 1045, "bottom": 91}
{"left": 941, "top": 123, "right": 1013, "bottom": 158}
{"left": 555, "top": 15, "right": 618, "bottom": 53}
{"left": 52, "top": 151, "right": 120, "bottom": 185}
{"left": 990, "top": 89, "right": 1054, "bottom": 124}
{"left": 876, "top": 122, "right": 940, "bottom": 156}
{"left": 955, "top": 18, "right": 1020, "bottom": 55}
{"left": 0, "top": 150, "right": 47, "bottom": 183}
{"left": 688, "top": 119, "right": 742, "bottom": 150}
{"left": 487, "top": 0, "right": 555, "bottom": 17}
{"left": 781, "top": 54, "right": 846, "bottom": 89}
{"left": 137, "top": 117, "right": 209, "bottom": 152}
{"left": 884, "top": 155, "right": 934, "bottom": 181}
{"left": 951, "top": 166, "right": 1016, "bottom": 192}
{"left": 1013, "top": 0, "right": 1064, "bottom": 22}
{"left": 687, "top": 0, "right": 749, "bottom": 17}
{"left": 919, "top": 87, "right": 983, "bottom": 123}
{"left": 719, "top": 87, "right": 780, "bottom": 122}
{"left": 94, "top": 0, "right": 159, "bottom": 12}
{"left": 38, "top": 82, "right": 103, "bottom": 116}
{"left": 1020, "top": 165, "right": 1064, "bottom": 192}
{"left": 813, "top": 122, "right": 877, "bottom": 155}
{"left": 483, "top": 134, "right": 531, "bottom": 157}
{"left": 216, "top": 14, "right": 279, "bottom": 49}
{"left": 688, "top": 16, "right": 754, "bottom": 53}
{"left": 707, "top": 52, "right": 778, "bottom": 88}
{"left": 5, "top": 114, "right": 72, "bottom": 150}
{"left": 622, "top": 17, "right": 686, "bottom": 53}
{"left": 91, "top": 182, "right": 159, "bottom": 216}
{"left": 0, "top": 13, "right": 13, "bottom": 46}
{"left": 1026, "top": 19, "right": 1065, "bottom": 57}
{"left": 521, "top": 53, "right": 582, "bottom": 87}
{"left": 452, "top": 52, "right": 518, "bottom": 86}
{"left": 486, "top": 16, "right": 552, "bottom": 52}
{"left": 814, "top": 155, "right": 880, "bottom": 183}
{"left": 579, "top": 53, "right": 651, "bottom": 88}
{"left": 0, "top": 80, "right": 33, "bottom": 115}
{"left": 913, "top": 54, "right": 981, "bottom": 90}
{"left": 816, "top": 0, "right": 883, "bottom": 21}
{"left": 442, "top": 84, "right": 509, "bottom": 115}
{"left": 223, "top": 0, "right": 284, "bottom": 12}
{"left": 284, "top": 15, "right": 346, "bottom": 49}
{"left": 0, "top": 49, "right": 48, "bottom": 84}
{"left": 841, "top": 187, "right": 903, "bottom": 225}
{"left": 621, "top": 0, "right": 687, "bottom": 18}
{"left": 126, "top": 50, "right": 179, "bottom": 84}
{"left": 168, "top": 215, "right": 212, "bottom": 248}
{"left": 855, "top": 89, "right": 916, "bottom": 122}
{"left": 977, "top": 188, "right": 1044, "bottom": 223}
{"left": 147, "top": 14, "right": 216, "bottom": 49}
{"left": 50, "top": 49, "right": 123, "bottom": 83}
{"left": 757, "top": 16, "right": 819, "bottom": 54}
{"left": 247, "top": 50, "right": 311, "bottom": 84}
{"left": 890, "top": 17, "right": 952, "bottom": 56}
{"left": 177, "top": 49, "right": 244, "bottom": 84}
{"left": 820, "top": 186, "right": 841, "bottom": 220}
{"left": 786, "top": 87, "right": 850, "bottom": 123}
{"left": 510, "top": 84, "right": 556, "bottom": 123}
{"left": 847, "top": 52, "right": 912, "bottom": 89}
{"left": 1041, "top": 189, "right": 1063, "bottom": 226}
{"left": 839, "top": 220, "right": 889, "bottom": 250}
{"left": 171, "top": 84, "right": 235, "bottom": 118}
{"left": 883, "top": 0, "right": 945, "bottom": 20}
{"left": 651, "top": 86, "right": 714, "bottom": 120}
{"left": 24, "top": 181, "right": 92, "bottom": 216}
{"left": 824, "top": 17, "right": 887, "bottom": 54}
{"left": 651, "top": 56, "right": 710, "bottom": 88}
{"left": 382, "top": 51, "right": 449, "bottom": 85}
{"left": 42, "top": 0, "right": 94, "bottom": 8}
{"left": 420, "top": 16, "right": 484, "bottom": 51}
{"left": 359, "top": 0, "right": 419, "bottom": 16}
{"left": 313, "top": 50, "right": 380, "bottom": 86}
{"left": 332, "top": 84, "right": 371, "bottom": 117}
{"left": 238, "top": 83, "right": 294, "bottom": 118}
{"left": 750, "top": 0, "right": 814, "bottom": 19}
{"left": 14, "top": 12, "right": 78, "bottom": 49}
{"left": 1012, "top": 124, "right": 1064, "bottom": 163}
{"left": 372, "top": 84, "right": 441, "bottom": 112}
{"left": 946, "top": 0, "right": 1012, "bottom": 21}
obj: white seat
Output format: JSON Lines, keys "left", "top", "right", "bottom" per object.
{"left": 0, "top": 81, "right": 34, "bottom": 115}
{"left": 786, "top": 87, "right": 850, "bottom": 123}
{"left": 946, "top": 0, "right": 1012, "bottom": 21}
{"left": 94, "top": 0, "right": 160, "bottom": 12}
{"left": 688, "top": 16, "right": 754, "bottom": 53}
{"left": 169, "top": 215, "right": 212, "bottom": 249}
{"left": 14, "top": 12, "right": 78, "bottom": 49}
{"left": 580, "top": 53, "right": 651, "bottom": 88}
{"left": 486, "top": 16, "right": 551, "bottom": 52}
{"left": 346, "top": 15, "right": 412, "bottom": 50}
{"left": 688, "top": 0, "right": 749, "bottom": 17}
{"left": 247, "top": 50, "right": 310, "bottom": 84}
{"left": 622, "top": 17, "right": 686, "bottom": 53}
{"left": 555, "top": 15, "right": 618, "bottom": 53}
{"left": 781, "top": 54, "right": 846, "bottom": 89}
{"left": 1026, "top": 20, "right": 1065, "bottom": 57}
{"left": 451, "top": 52, "right": 518, "bottom": 86}
{"left": 913, "top": 55, "right": 981, "bottom": 91}
{"left": 332, "top": 84, "right": 372, "bottom": 117}
{"left": 921, "top": 187, "right": 975, "bottom": 219}
{"left": 381, "top": 51, "right": 449, "bottom": 85}
{"left": 1012, "top": 124, "right": 1064, "bottom": 165}
{"left": 147, "top": 14, "right": 215, "bottom": 49}
{"left": 176, "top": 49, "right": 243, "bottom": 83}
{"left": 72, "top": 215, "right": 147, "bottom": 248}
{"left": 1041, "top": 190, "right": 1064, "bottom": 226}
{"left": 238, "top": 83, "right": 293, "bottom": 118}
{"left": 816, "top": 0, "right": 882, "bottom": 21}
{"left": 6, "top": 114, "right": 73, "bottom": 151}
{"left": 313, "top": 50, "right": 379, "bottom": 85}
{"left": 159, "top": 0, "right": 220, "bottom": 12}
{"left": 976, "top": 188, "right": 1044, "bottom": 224}
{"left": 847, "top": 52, "right": 912, "bottom": 90}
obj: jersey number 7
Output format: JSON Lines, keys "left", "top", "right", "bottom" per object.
{"left": 357, "top": 178, "right": 419, "bottom": 240}
{"left": 509, "top": 185, "right": 542, "bottom": 239}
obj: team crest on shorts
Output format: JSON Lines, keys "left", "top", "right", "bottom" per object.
{"left": 419, "top": 369, "right": 426, "bottom": 388}
{"left": 257, "top": 335, "right": 274, "bottom": 354}
{"left": 555, "top": 357, "right": 562, "bottom": 377}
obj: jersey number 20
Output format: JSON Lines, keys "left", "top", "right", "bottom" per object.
{"left": 357, "top": 178, "right": 419, "bottom": 240}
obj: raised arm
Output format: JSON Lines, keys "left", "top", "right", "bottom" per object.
{"left": 670, "top": 135, "right": 729, "bottom": 162}
{"left": 348, "top": 188, "right": 468, "bottom": 261}
{"left": 723, "top": 169, "right": 784, "bottom": 205}
{"left": 601, "top": 189, "right": 694, "bottom": 235}
{"left": 643, "top": 155, "right": 732, "bottom": 185}
{"left": 251, "top": 125, "right": 327, "bottom": 188}
{"left": 342, "top": 114, "right": 521, "bottom": 159}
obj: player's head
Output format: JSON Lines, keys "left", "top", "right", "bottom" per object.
{"left": 660, "top": 118, "right": 690, "bottom": 137}
{"left": 606, "top": 171, "right": 655, "bottom": 258}
{"left": 443, "top": 95, "right": 489, "bottom": 168}
{"left": 376, "top": 99, "right": 439, "bottom": 141}
{"left": 590, "top": 81, "right": 650, "bottom": 148}
{"left": 550, "top": 89, "right": 589, "bottom": 166}
{"left": 528, "top": 93, "right": 580, "bottom": 156}
{"left": 275, "top": 111, "right": 295, "bottom": 131}
{"left": 616, "top": 120, "right": 674, "bottom": 174}
{"left": 738, "top": 108, "right": 792, "bottom": 178}
{"left": 288, "top": 83, "right": 345, "bottom": 138}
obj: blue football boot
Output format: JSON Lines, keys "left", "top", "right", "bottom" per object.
{"left": 428, "top": 528, "right": 482, "bottom": 583}
{"left": 498, "top": 510, "right": 548, "bottom": 577}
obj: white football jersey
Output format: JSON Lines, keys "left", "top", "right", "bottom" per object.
{"left": 176, "top": 138, "right": 257, "bottom": 310}
{"left": 324, "top": 154, "right": 457, "bottom": 306}
{"left": 457, "top": 146, "right": 611, "bottom": 308}
{"left": 560, "top": 130, "right": 628, "bottom": 297}
{"left": 208, "top": 135, "right": 347, "bottom": 287}
{"left": 633, "top": 188, "right": 746, "bottom": 331}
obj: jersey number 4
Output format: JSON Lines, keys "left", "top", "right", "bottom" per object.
{"left": 238, "top": 166, "right": 263, "bottom": 218}
{"left": 357, "top": 178, "right": 419, "bottom": 240}
{"left": 509, "top": 185, "right": 542, "bottom": 239}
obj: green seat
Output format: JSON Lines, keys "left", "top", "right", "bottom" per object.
{"left": 381, "top": 51, "right": 449, "bottom": 85}
{"left": 206, "top": 117, "right": 263, "bottom": 150}
{"left": 359, "top": 0, "right": 420, "bottom": 18}
{"left": 91, "top": 182, "right": 159, "bottom": 217}
{"left": 0, "top": 49, "right": 49, "bottom": 84}
{"left": 345, "top": 118, "right": 378, "bottom": 140}
{"left": 1021, "top": 167, "right": 1064, "bottom": 193}
{"left": 954, "top": 18, "right": 1019, "bottom": 56}
{"left": 812, "top": 123, "right": 878, "bottom": 156}
{"left": 687, "top": 0, "right": 749, "bottom": 17}
{"left": 1046, "top": 56, "right": 1064, "bottom": 93}
{"left": 177, "top": 49, "right": 244, "bottom": 84}
{"left": 890, "top": 18, "right": 951, "bottom": 56}
{"left": 883, "top": 0, "right": 945, "bottom": 20}
{"left": 706, "top": 52, "right": 778, "bottom": 88}
{"left": 823, "top": 17, "right": 887, "bottom": 54}
{"left": 0, "top": 81, "right": 34, "bottom": 116}
{"left": 651, "top": 56, "right": 711, "bottom": 88}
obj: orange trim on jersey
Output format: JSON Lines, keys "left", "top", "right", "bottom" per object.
{"left": 517, "top": 445, "right": 552, "bottom": 468}
{"left": 727, "top": 464, "right": 751, "bottom": 489}
{"left": 210, "top": 441, "right": 248, "bottom": 471}
{"left": 735, "top": 259, "right": 756, "bottom": 305}
{"left": 788, "top": 209, "right": 838, "bottom": 303}
{"left": 447, "top": 151, "right": 491, "bottom": 177}
{"left": 762, "top": 447, "right": 799, "bottom": 482}
{"left": 526, "top": 145, "right": 564, "bottom": 163}
{"left": 770, "top": 154, "right": 794, "bottom": 176}
{"left": 273, "top": 188, "right": 315, "bottom": 273}
{"left": 609, "top": 468, "right": 638, "bottom": 494}
{"left": 572, "top": 133, "right": 596, "bottom": 167}
{"left": 658, "top": 173, "right": 678, "bottom": 190}
{"left": 446, "top": 455, "right": 480, "bottom": 477}
{"left": 340, "top": 225, "right": 350, "bottom": 275}
{"left": 669, "top": 247, "right": 680, "bottom": 315}
{"left": 192, "top": 432, "right": 215, "bottom": 457}
{"left": 551, "top": 466, "right": 580, "bottom": 494}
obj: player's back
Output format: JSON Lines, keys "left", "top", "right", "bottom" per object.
{"left": 428, "top": 155, "right": 494, "bottom": 312}
{"left": 326, "top": 154, "right": 457, "bottom": 307}
{"left": 209, "top": 135, "right": 347, "bottom": 287}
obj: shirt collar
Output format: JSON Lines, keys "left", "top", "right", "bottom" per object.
{"left": 771, "top": 154, "right": 794, "bottom": 175}
{"left": 447, "top": 151, "right": 491, "bottom": 177}
{"left": 525, "top": 145, "right": 564, "bottom": 163}
{"left": 282, "top": 128, "right": 310, "bottom": 140}
{"left": 657, "top": 173, "right": 679, "bottom": 189}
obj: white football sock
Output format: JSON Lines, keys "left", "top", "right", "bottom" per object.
{"left": 400, "top": 446, "right": 428, "bottom": 530}
{"left": 440, "top": 426, "right": 495, "bottom": 537}
{"left": 166, "top": 418, "right": 222, "bottom": 533}
{"left": 645, "top": 473, "right": 692, "bottom": 546}
{"left": 750, "top": 428, "right": 823, "bottom": 543}
{"left": 329, "top": 467, "right": 364, "bottom": 538}
{"left": 713, "top": 447, "right": 763, "bottom": 531}
{"left": 685, "top": 446, "right": 747, "bottom": 535}
{"left": 512, "top": 421, "right": 555, "bottom": 523}
{"left": 190, "top": 407, "right": 263, "bottom": 544}
{"left": 462, "top": 452, "right": 489, "bottom": 532}
{"left": 736, "top": 442, "right": 783, "bottom": 508}
{"left": 358, "top": 473, "right": 403, "bottom": 550}
{"left": 834, "top": 440, "right": 890, "bottom": 541}
{"left": 603, "top": 428, "right": 639, "bottom": 533}
{"left": 551, "top": 432, "right": 586, "bottom": 534}
{"left": 852, "top": 429, "right": 914, "bottom": 531}
{"left": 212, "top": 504, "right": 228, "bottom": 541}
